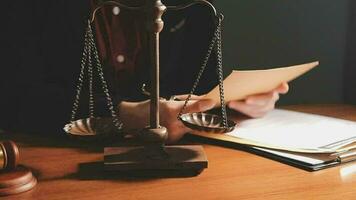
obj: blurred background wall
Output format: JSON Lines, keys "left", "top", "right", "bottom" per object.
{"left": 344, "top": 0, "right": 356, "bottom": 104}
{"left": 215, "top": 0, "right": 351, "bottom": 105}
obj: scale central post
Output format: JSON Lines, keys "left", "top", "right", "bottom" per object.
{"left": 147, "top": 0, "right": 166, "bottom": 129}
{"left": 140, "top": 0, "right": 169, "bottom": 158}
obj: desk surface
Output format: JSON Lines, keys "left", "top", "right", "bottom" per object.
{"left": 1, "top": 104, "right": 356, "bottom": 200}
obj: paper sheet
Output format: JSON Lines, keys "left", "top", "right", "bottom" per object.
{"left": 228, "top": 109, "right": 356, "bottom": 151}
{"left": 253, "top": 147, "right": 328, "bottom": 165}
{"left": 204, "top": 61, "right": 319, "bottom": 105}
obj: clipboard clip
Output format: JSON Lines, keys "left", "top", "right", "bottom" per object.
{"left": 337, "top": 149, "right": 356, "bottom": 163}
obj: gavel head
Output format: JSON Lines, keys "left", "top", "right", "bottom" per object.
{"left": 0, "top": 141, "right": 19, "bottom": 171}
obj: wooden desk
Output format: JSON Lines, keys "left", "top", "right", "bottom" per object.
{"left": 1, "top": 105, "right": 355, "bottom": 200}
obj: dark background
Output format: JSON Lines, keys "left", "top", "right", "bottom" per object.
{"left": 0, "top": 1, "right": 89, "bottom": 132}
{"left": 215, "top": 0, "right": 355, "bottom": 105}
{"left": 0, "top": 0, "right": 356, "bottom": 133}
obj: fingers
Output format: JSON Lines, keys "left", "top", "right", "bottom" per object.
{"left": 276, "top": 82, "right": 289, "bottom": 94}
{"left": 184, "top": 99, "right": 215, "bottom": 114}
{"left": 231, "top": 83, "right": 289, "bottom": 113}
{"left": 245, "top": 91, "right": 279, "bottom": 106}
{"left": 165, "top": 122, "right": 190, "bottom": 144}
{"left": 171, "top": 94, "right": 203, "bottom": 101}
{"left": 167, "top": 99, "right": 215, "bottom": 143}
{"left": 229, "top": 89, "right": 282, "bottom": 118}
{"left": 228, "top": 100, "right": 275, "bottom": 118}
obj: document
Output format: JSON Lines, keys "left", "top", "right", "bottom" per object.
{"left": 227, "top": 109, "right": 356, "bottom": 152}
{"left": 204, "top": 61, "right": 319, "bottom": 105}
{"left": 191, "top": 109, "right": 356, "bottom": 171}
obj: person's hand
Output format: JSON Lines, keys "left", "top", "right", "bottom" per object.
{"left": 227, "top": 82, "right": 289, "bottom": 118}
{"left": 118, "top": 83, "right": 287, "bottom": 143}
{"left": 119, "top": 98, "right": 215, "bottom": 144}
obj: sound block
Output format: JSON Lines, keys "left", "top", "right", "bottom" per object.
{"left": 104, "top": 145, "right": 208, "bottom": 176}
{"left": 0, "top": 165, "right": 37, "bottom": 196}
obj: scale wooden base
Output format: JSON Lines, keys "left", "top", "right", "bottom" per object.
{"left": 104, "top": 145, "right": 208, "bottom": 176}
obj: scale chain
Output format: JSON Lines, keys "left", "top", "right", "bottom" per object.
{"left": 87, "top": 22, "right": 123, "bottom": 131}
{"left": 178, "top": 14, "right": 227, "bottom": 128}
{"left": 70, "top": 20, "right": 123, "bottom": 133}
{"left": 87, "top": 33, "right": 95, "bottom": 118}
{"left": 216, "top": 17, "right": 228, "bottom": 127}
{"left": 70, "top": 23, "right": 91, "bottom": 122}
{"left": 178, "top": 15, "right": 220, "bottom": 118}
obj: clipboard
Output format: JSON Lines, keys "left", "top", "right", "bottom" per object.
{"left": 250, "top": 146, "right": 356, "bottom": 171}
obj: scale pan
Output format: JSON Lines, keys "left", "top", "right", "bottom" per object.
{"left": 63, "top": 117, "right": 117, "bottom": 136}
{"left": 179, "top": 112, "right": 236, "bottom": 133}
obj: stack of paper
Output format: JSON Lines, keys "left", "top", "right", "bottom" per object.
{"left": 230, "top": 109, "right": 356, "bottom": 170}
{"left": 191, "top": 109, "right": 356, "bottom": 171}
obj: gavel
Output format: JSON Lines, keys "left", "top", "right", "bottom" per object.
{"left": 0, "top": 140, "right": 37, "bottom": 196}
{"left": 0, "top": 140, "right": 19, "bottom": 171}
